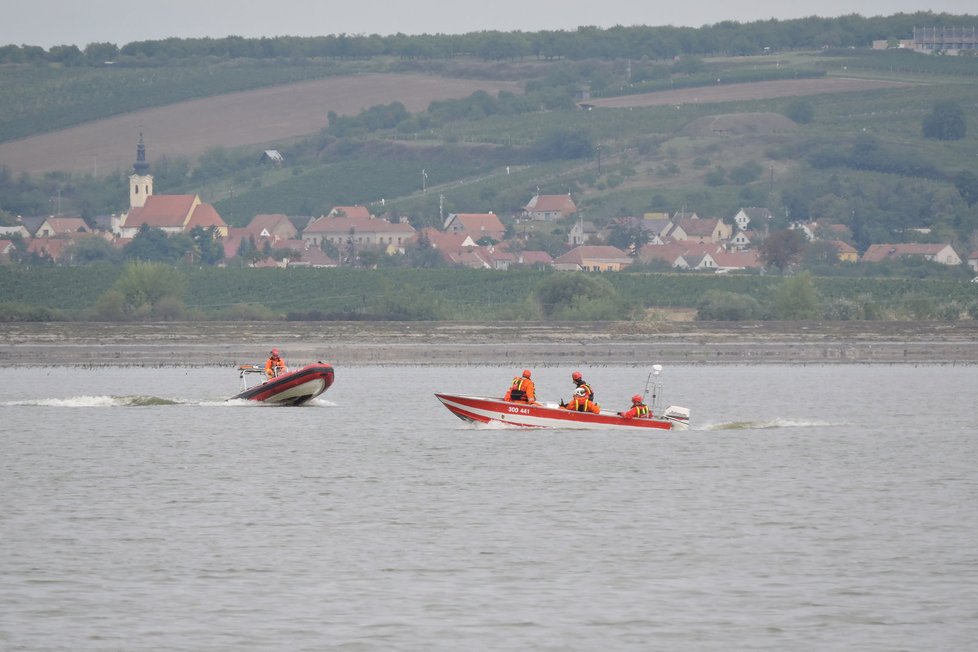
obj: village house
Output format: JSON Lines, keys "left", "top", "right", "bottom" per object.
{"left": 521, "top": 193, "right": 578, "bottom": 221}
{"left": 0, "top": 224, "right": 31, "bottom": 239}
{"left": 861, "top": 243, "right": 962, "bottom": 266}
{"left": 554, "top": 245, "right": 632, "bottom": 272}
{"left": 828, "top": 240, "right": 859, "bottom": 263}
{"left": 244, "top": 214, "right": 298, "bottom": 243}
{"left": 637, "top": 243, "right": 687, "bottom": 268}
{"left": 968, "top": 250, "right": 978, "bottom": 273}
{"left": 711, "top": 250, "right": 764, "bottom": 273}
{"left": 672, "top": 215, "right": 733, "bottom": 244}
{"left": 568, "top": 218, "right": 599, "bottom": 246}
{"left": 733, "top": 207, "right": 773, "bottom": 231}
{"left": 517, "top": 250, "right": 555, "bottom": 268}
{"left": 34, "top": 216, "right": 90, "bottom": 238}
{"left": 301, "top": 213, "right": 415, "bottom": 252}
{"left": 443, "top": 212, "right": 506, "bottom": 243}
{"left": 729, "top": 230, "right": 756, "bottom": 251}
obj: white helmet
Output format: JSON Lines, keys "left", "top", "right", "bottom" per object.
{"left": 574, "top": 387, "right": 588, "bottom": 397}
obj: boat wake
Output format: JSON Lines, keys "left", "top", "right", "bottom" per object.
{"left": 5, "top": 395, "right": 339, "bottom": 408}
{"left": 703, "top": 418, "right": 837, "bottom": 431}
{"left": 4, "top": 395, "right": 187, "bottom": 408}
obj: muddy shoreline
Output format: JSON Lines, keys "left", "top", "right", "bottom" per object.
{"left": 2, "top": 321, "right": 977, "bottom": 367}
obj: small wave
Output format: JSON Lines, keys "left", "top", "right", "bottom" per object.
{"left": 4, "top": 395, "right": 185, "bottom": 408}
{"left": 703, "top": 418, "right": 837, "bottom": 431}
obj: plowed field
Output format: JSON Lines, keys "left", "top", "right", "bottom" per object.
{"left": 0, "top": 74, "right": 524, "bottom": 176}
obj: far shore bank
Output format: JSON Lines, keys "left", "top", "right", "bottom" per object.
{"left": 2, "top": 320, "right": 977, "bottom": 367}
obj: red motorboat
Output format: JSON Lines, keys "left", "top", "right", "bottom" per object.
{"left": 434, "top": 394, "right": 689, "bottom": 430}
{"left": 229, "top": 362, "right": 334, "bottom": 406}
{"left": 435, "top": 366, "right": 690, "bottom": 430}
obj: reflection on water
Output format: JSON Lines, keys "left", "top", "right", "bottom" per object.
{"left": 2, "top": 364, "right": 977, "bottom": 651}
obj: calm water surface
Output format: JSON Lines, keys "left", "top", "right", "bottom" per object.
{"left": 1, "top": 364, "right": 976, "bottom": 651}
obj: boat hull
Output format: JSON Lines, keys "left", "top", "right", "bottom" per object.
{"left": 230, "top": 363, "right": 334, "bottom": 406}
{"left": 434, "top": 393, "right": 688, "bottom": 431}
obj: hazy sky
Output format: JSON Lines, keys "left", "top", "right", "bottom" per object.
{"left": 2, "top": 0, "right": 975, "bottom": 48}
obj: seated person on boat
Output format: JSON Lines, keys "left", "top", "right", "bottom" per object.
{"left": 504, "top": 369, "right": 535, "bottom": 403}
{"left": 618, "top": 394, "right": 651, "bottom": 419}
{"left": 560, "top": 387, "right": 601, "bottom": 413}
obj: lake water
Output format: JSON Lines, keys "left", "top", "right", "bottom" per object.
{"left": 2, "top": 364, "right": 976, "bottom": 651}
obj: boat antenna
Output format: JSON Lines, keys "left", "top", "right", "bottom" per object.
{"left": 645, "top": 364, "right": 663, "bottom": 411}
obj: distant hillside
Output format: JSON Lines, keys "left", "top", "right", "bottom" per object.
{"left": 0, "top": 73, "right": 523, "bottom": 176}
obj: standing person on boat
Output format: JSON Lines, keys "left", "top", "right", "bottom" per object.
{"left": 264, "top": 348, "right": 289, "bottom": 379}
{"left": 560, "top": 387, "right": 601, "bottom": 413}
{"left": 504, "top": 369, "right": 536, "bottom": 403}
{"left": 618, "top": 394, "right": 651, "bottom": 419}
{"left": 571, "top": 370, "right": 594, "bottom": 401}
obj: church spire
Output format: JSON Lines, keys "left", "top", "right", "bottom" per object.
{"left": 133, "top": 132, "right": 150, "bottom": 176}
{"left": 129, "top": 131, "right": 153, "bottom": 209}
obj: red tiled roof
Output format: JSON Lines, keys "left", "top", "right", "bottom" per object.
{"left": 861, "top": 243, "right": 951, "bottom": 262}
{"left": 124, "top": 195, "right": 198, "bottom": 229}
{"left": 328, "top": 205, "right": 372, "bottom": 219}
{"left": 676, "top": 217, "right": 722, "bottom": 237}
{"left": 524, "top": 194, "right": 577, "bottom": 214}
{"left": 554, "top": 245, "right": 630, "bottom": 265}
{"left": 446, "top": 213, "right": 505, "bottom": 239}
{"left": 187, "top": 203, "right": 227, "bottom": 229}
{"left": 38, "top": 217, "right": 89, "bottom": 235}
{"left": 304, "top": 215, "right": 415, "bottom": 235}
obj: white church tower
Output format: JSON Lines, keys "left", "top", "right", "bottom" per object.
{"left": 129, "top": 132, "right": 153, "bottom": 209}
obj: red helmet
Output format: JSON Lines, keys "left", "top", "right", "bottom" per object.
{"left": 572, "top": 371, "right": 582, "bottom": 381}
{"left": 271, "top": 348, "right": 280, "bottom": 356}
{"left": 632, "top": 394, "right": 643, "bottom": 404}
{"left": 522, "top": 369, "right": 531, "bottom": 378}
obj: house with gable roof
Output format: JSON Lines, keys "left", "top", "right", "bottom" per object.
{"left": 443, "top": 212, "right": 506, "bottom": 243}
{"left": 245, "top": 214, "right": 297, "bottom": 243}
{"left": 861, "top": 243, "right": 961, "bottom": 266}
{"left": 521, "top": 193, "right": 578, "bottom": 221}
{"left": 672, "top": 216, "right": 732, "bottom": 244}
{"left": 828, "top": 240, "right": 858, "bottom": 263}
{"left": 733, "top": 207, "right": 773, "bottom": 231}
{"left": 568, "top": 218, "right": 599, "bottom": 246}
{"left": 35, "top": 216, "right": 90, "bottom": 238}
{"left": 554, "top": 245, "right": 632, "bottom": 272}
{"left": 968, "top": 250, "right": 978, "bottom": 273}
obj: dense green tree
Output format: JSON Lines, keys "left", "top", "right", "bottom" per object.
{"left": 758, "top": 228, "right": 807, "bottom": 274}
{"left": 532, "top": 130, "right": 594, "bottom": 161}
{"left": 922, "top": 100, "right": 967, "bottom": 141}
{"left": 108, "top": 261, "right": 187, "bottom": 317}
{"left": 533, "top": 273, "right": 626, "bottom": 319}
{"left": 123, "top": 225, "right": 189, "bottom": 263}
{"left": 953, "top": 170, "right": 978, "bottom": 207}
{"left": 773, "top": 271, "right": 820, "bottom": 319}
{"left": 65, "top": 237, "right": 121, "bottom": 265}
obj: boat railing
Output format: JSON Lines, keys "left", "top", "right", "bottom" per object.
{"left": 238, "top": 364, "right": 264, "bottom": 391}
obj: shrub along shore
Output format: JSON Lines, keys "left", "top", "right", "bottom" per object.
{"left": 2, "top": 320, "right": 977, "bottom": 367}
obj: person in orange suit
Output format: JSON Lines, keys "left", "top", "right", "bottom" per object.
{"left": 618, "top": 394, "right": 651, "bottom": 419}
{"left": 504, "top": 369, "right": 536, "bottom": 403}
{"left": 264, "top": 348, "right": 288, "bottom": 379}
{"left": 571, "top": 370, "right": 594, "bottom": 401}
{"left": 560, "top": 387, "right": 601, "bottom": 413}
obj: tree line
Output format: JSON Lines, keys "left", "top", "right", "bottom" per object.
{"left": 2, "top": 12, "right": 976, "bottom": 66}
